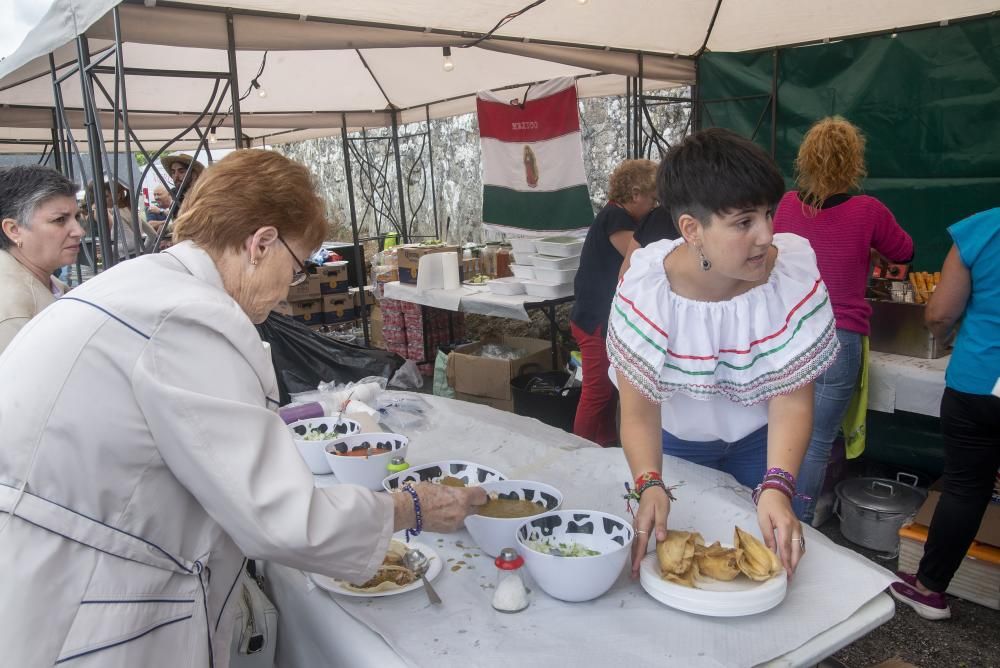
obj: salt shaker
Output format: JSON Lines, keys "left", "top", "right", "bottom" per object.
{"left": 492, "top": 547, "right": 529, "bottom": 613}
{"left": 387, "top": 455, "right": 409, "bottom": 475}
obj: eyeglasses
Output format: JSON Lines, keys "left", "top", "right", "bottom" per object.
{"left": 278, "top": 235, "right": 309, "bottom": 286}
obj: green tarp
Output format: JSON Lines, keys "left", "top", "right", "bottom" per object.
{"left": 697, "top": 17, "right": 1000, "bottom": 269}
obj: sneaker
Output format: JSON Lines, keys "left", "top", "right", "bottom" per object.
{"left": 896, "top": 571, "right": 918, "bottom": 587}
{"left": 890, "top": 580, "right": 951, "bottom": 620}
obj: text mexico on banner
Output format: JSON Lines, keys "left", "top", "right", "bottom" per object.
{"left": 477, "top": 77, "right": 594, "bottom": 235}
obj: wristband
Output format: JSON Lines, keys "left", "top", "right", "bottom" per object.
{"left": 634, "top": 471, "right": 663, "bottom": 490}
{"left": 401, "top": 483, "right": 422, "bottom": 541}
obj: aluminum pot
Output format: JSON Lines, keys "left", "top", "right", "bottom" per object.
{"left": 834, "top": 474, "right": 926, "bottom": 553}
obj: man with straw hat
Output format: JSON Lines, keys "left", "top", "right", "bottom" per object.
{"left": 160, "top": 153, "right": 206, "bottom": 212}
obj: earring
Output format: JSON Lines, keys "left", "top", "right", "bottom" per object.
{"left": 698, "top": 246, "right": 711, "bottom": 271}
{"left": 250, "top": 258, "right": 258, "bottom": 266}
{"left": 16, "top": 240, "right": 23, "bottom": 249}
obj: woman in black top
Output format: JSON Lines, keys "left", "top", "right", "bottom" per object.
{"left": 570, "top": 159, "right": 658, "bottom": 446}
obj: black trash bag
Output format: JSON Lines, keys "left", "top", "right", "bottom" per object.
{"left": 256, "top": 313, "right": 404, "bottom": 405}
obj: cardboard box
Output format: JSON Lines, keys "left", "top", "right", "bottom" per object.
{"left": 455, "top": 391, "right": 514, "bottom": 413}
{"left": 274, "top": 299, "right": 323, "bottom": 325}
{"left": 316, "top": 264, "right": 349, "bottom": 294}
{"left": 368, "top": 305, "right": 385, "bottom": 349}
{"left": 446, "top": 336, "right": 553, "bottom": 401}
{"left": 322, "top": 293, "right": 354, "bottom": 324}
{"left": 286, "top": 273, "right": 322, "bottom": 301}
{"left": 898, "top": 523, "right": 1000, "bottom": 609}
{"left": 914, "top": 478, "right": 1000, "bottom": 548}
{"left": 397, "top": 244, "right": 461, "bottom": 284}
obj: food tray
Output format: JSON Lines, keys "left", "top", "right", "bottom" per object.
{"left": 487, "top": 277, "right": 526, "bottom": 295}
{"left": 532, "top": 266, "right": 577, "bottom": 285}
{"left": 509, "top": 238, "right": 538, "bottom": 255}
{"left": 509, "top": 264, "right": 535, "bottom": 279}
{"left": 527, "top": 254, "right": 581, "bottom": 270}
{"left": 534, "top": 236, "right": 584, "bottom": 257}
{"left": 522, "top": 280, "right": 575, "bottom": 299}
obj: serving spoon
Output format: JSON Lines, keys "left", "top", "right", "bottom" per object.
{"left": 403, "top": 548, "right": 441, "bottom": 605}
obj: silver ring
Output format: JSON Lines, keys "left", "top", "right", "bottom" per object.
{"left": 636, "top": 530, "right": 648, "bottom": 534}
{"left": 793, "top": 536, "right": 805, "bottom": 547}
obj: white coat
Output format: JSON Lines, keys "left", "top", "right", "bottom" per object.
{"left": 0, "top": 241, "right": 394, "bottom": 667}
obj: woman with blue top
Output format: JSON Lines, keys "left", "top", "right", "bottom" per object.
{"left": 891, "top": 208, "right": 1000, "bottom": 620}
{"left": 609, "top": 129, "right": 840, "bottom": 577}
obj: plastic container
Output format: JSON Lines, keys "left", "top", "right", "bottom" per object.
{"left": 527, "top": 254, "right": 581, "bottom": 270}
{"left": 482, "top": 242, "right": 502, "bottom": 278}
{"left": 487, "top": 277, "right": 526, "bottom": 295}
{"left": 496, "top": 244, "right": 513, "bottom": 278}
{"left": 531, "top": 266, "right": 577, "bottom": 285}
{"left": 534, "top": 236, "right": 584, "bottom": 257}
{"left": 509, "top": 238, "right": 538, "bottom": 256}
{"left": 522, "top": 280, "right": 575, "bottom": 299}
{"left": 509, "top": 264, "right": 535, "bottom": 280}
{"left": 510, "top": 371, "right": 580, "bottom": 433}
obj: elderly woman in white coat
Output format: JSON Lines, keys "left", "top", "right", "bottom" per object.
{"left": 0, "top": 150, "right": 486, "bottom": 667}
{"left": 0, "top": 165, "right": 83, "bottom": 353}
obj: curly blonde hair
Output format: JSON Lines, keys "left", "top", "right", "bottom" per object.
{"left": 795, "top": 116, "right": 867, "bottom": 212}
{"left": 608, "top": 159, "right": 657, "bottom": 204}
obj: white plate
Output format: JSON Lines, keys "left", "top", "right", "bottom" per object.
{"left": 311, "top": 541, "right": 442, "bottom": 598}
{"left": 638, "top": 551, "right": 787, "bottom": 616}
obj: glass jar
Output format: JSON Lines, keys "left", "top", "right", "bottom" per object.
{"left": 492, "top": 547, "right": 529, "bottom": 613}
{"left": 496, "top": 243, "right": 513, "bottom": 278}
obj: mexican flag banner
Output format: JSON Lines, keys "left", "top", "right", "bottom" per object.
{"left": 477, "top": 77, "right": 593, "bottom": 236}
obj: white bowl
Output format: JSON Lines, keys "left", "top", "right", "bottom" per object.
{"left": 323, "top": 432, "right": 410, "bottom": 490}
{"left": 516, "top": 509, "right": 634, "bottom": 602}
{"left": 288, "top": 417, "right": 363, "bottom": 474}
{"left": 464, "top": 480, "right": 563, "bottom": 557}
{"left": 382, "top": 460, "right": 506, "bottom": 492}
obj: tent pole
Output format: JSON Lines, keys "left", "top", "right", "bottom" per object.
{"left": 625, "top": 76, "right": 631, "bottom": 158}
{"left": 226, "top": 12, "right": 244, "bottom": 149}
{"left": 49, "top": 110, "right": 62, "bottom": 174}
{"left": 76, "top": 34, "right": 116, "bottom": 269}
{"left": 390, "top": 109, "right": 408, "bottom": 243}
{"left": 770, "top": 49, "right": 779, "bottom": 159}
{"left": 112, "top": 7, "right": 142, "bottom": 257}
{"left": 341, "top": 114, "right": 371, "bottom": 347}
{"left": 425, "top": 105, "right": 440, "bottom": 241}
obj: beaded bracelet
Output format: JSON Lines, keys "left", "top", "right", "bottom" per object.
{"left": 764, "top": 467, "right": 797, "bottom": 486}
{"left": 401, "top": 483, "right": 423, "bottom": 542}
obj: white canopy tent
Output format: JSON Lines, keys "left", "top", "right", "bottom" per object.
{"left": 2, "top": 0, "right": 997, "bottom": 153}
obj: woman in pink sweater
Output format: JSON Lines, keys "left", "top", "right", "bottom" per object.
{"left": 774, "top": 116, "right": 913, "bottom": 524}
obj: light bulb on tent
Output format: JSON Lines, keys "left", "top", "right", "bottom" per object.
{"left": 442, "top": 46, "right": 454, "bottom": 72}
{"left": 209, "top": 127, "right": 217, "bottom": 143}
{"left": 576, "top": 0, "right": 588, "bottom": 4}
{"left": 252, "top": 79, "right": 267, "bottom": 98}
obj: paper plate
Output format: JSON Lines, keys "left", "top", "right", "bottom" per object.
{"left": 638, "top": 551, "right": 787, "bottom": 616}
{"left": 311, "top": 542, "right": 442, "bottom": 598}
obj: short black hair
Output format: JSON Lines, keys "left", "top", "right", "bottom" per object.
{"left": 659, "top": 128, "right": 786, "bottom": 231}
{"left": 0, "top": 165, "right": 78, "bottom": 250}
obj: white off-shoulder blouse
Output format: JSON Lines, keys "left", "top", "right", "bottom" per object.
{"left": 607, "top": 233, "right": 839, "bottom": 442}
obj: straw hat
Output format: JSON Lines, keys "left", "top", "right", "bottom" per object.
{"left": 160, "top": 153, "right": 205, "bottom": 177}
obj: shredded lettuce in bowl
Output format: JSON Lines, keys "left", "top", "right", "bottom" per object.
{"left": 527, "top": 538, "right": 601, "bottom": 557}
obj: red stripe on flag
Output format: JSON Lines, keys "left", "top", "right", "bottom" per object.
{"left": 476, "top": 86, "right": 580, "bottom": 142}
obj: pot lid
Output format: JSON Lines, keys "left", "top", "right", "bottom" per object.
{"left": 835, "top": 477, "right": 925, "bottom": 514}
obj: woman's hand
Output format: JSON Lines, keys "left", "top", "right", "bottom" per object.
{"left": 392, "top": 482, "right": 487, "bottom": 534}
{"left": 631, "top": 485, "right": 670, "bottom": 577}
{"left": 756, "top": 488, "right": 804, "bottom": 578}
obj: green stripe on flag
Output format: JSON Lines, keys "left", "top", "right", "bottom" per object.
{"left": 483, "top": 184, "right": 593, "bottom": 232}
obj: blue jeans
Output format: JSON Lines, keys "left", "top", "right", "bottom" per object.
{"left": 662, "top": 425, "right": 768, "bottom": 489}
{"left": 794, "top": 329, "right": 863, "bottom": 523}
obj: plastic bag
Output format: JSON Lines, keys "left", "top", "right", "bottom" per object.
{"left": 478, "top": 343, "right": 526, "bottom": 360}
{"left": 256, "top": 313, "right": 403, "bottom": 405}
{"left": 376, "top": 392, "right": 432, "bottom": 432}
{"left": 388, "top": 359, "right": 424, "bottom": 390}
{"left": 433, "top": 350, "right": 455, "bottom": 399}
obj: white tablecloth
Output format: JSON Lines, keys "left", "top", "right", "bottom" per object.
{"left": 264, "top": 395, "right": 895, "bottom": 668}
{"left": 867, "top": 351, "right": 948, "bottom": 417}
{"left": 383, "top": 281, "right": 569, "bottom": 321}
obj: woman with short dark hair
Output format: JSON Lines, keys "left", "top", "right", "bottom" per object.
{"left": 0, "top": 165, "right": 82, "bottom": 353}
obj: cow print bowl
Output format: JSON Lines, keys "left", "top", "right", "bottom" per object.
{"left": 288, "top": 417, "right": 363, "bottom": 474}
{"left": 464, "top": 480, "right": 563, "bottom": 558}
{"left": 382, "top": 460, "right": 506, "bottom": 493}
{"left": 322, "top": 432, "right": 409, "bottom": 490}
{"left": 516, "top": 509, "right": 634, "bottom": 602}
